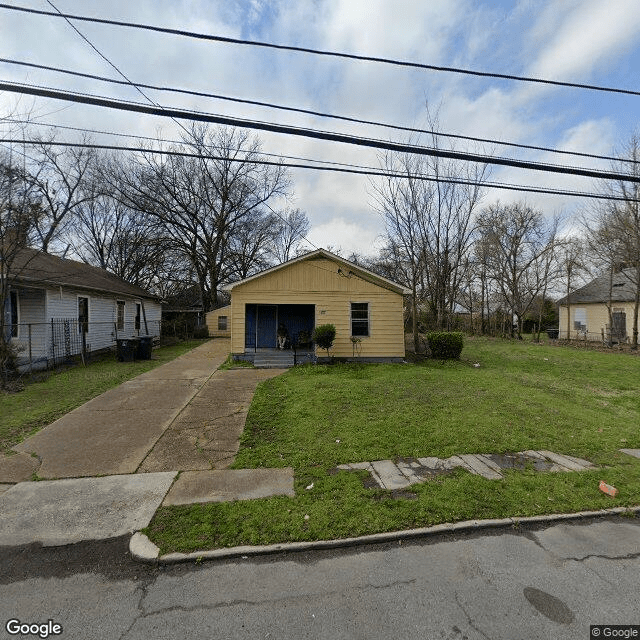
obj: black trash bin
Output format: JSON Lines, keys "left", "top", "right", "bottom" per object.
{"left": 546, "top": 329, "right": 559, "bottom": 340}
{"left": 116, "top": 338, "right": 136, "bottom": 362}
{"left": 137, "top": 335, "right": 153, "bottom": 360}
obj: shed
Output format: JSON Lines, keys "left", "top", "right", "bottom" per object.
{"left": 206, "top": 305, "right": 231, "bottom": 338}
{"left": 225, "top": 248, "right": 410, "bottom": 366}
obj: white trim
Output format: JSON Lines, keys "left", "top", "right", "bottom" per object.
{"left": 116, "top": 299, "right": 126, "bottom": 331}
{"left": 350, "top": 300, "right": 370, "bottom": 338}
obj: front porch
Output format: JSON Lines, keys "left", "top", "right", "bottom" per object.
{"left": 241, "top": 303, "right": 315, "bottom": 367}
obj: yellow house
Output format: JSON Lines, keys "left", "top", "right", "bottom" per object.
{"left": 557, "top": 269, "right": 637, "bottom": 342}
{"left": 226, "top": 249, "right": 410, "bottom": 366}
{"left": 205, "top": 305, "right": 231, "bottom": 338}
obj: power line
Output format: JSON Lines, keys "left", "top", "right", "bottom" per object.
{"left": 44, "top": 0, "right": 193, "bottom": 141}
{"left": 2, "top": 3, "right": 639, "bottom": 98}
{"left": 1, "top": 138, "right": 637, "bottom": 203}
{"left": 1, "top": 57, "right": 635, "bottom": 166}
{"left": 1, "top": 80, "right": 638, "bottom": 184}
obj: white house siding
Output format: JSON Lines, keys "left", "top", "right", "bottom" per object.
{"left": 44, "top": 287, "right": 162, "bottom": 355}
{"left": 10, "top": 287, "right": 48, "bottom": 366}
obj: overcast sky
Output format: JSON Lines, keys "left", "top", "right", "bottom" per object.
{"left": 1, "top": 0, "right": 639, "bottom": 256}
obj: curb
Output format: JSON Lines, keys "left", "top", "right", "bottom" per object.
{"left": 130, "top": 505, "right": 640, "bottom": 564}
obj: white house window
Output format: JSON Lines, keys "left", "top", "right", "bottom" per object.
{"left": 351, "top": 302, "right": 369, "bottom": 337}
{"left": 9, "top": 290, "right": 18, "bottom": 338}
{"left": 78, "top": 297, "right": 89, "bottom": 334}
{"left": 573, "top": 308, "right": 587, "bottom": 332}
{"left": 135, "top": 303, "right": 141, "bottom": 331}
{"left": 117, "top": 301, "right": 125, "bottom": 331}
{"left": 218, "top": 315, "right": 228, "bottom": 331}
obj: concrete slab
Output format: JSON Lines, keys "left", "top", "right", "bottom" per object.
{"left": 620, "top": 448, "right": 640, "bottom": 459}
{"left": 475, "top": 454, "right": 503, "bottom": 473}
{"left": 0, "top": 472, "right": 176, "bottom": 547}
{"left": 370, "top": 460, "right": 411, "bottom": 490}
{"left": 447, "top": 455, "right": 473, "bottom": 472}
{"left": 458, "top": 454, "right": 503, "bottom": 480}
{"left": 396, "top": 461, "right": 422, "bottom": 485}
{"left": 14, "top": 407, "right": 179, "bottom": 478}
{"left": 0, "top": 483, "right": 12, "bottom": 495}
{"left": 11, "top": 341, "right": 229, "bottom": 479}
{"left": 138, "top": 368, "right": 282, "bottom": 474}
{"left": 162, "top": 468, "right": 295, "bottom": 506}
{"left": 0, "top": 451, "right": 40, "bottom": 483}
{"left": 538, "top": 450, "right": 590, "bottom": 472}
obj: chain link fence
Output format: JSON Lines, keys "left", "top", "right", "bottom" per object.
{"left": 8, "top": 319, "right": 162, "bottom": 373}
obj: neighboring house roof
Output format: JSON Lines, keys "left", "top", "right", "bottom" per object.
{"left": 5, "top": 247, "right": 159, "bottom": 300}
{"left": 557, "top": 268, "right": 638, "bottom": 305}
{"left": 225, "top": 248, "right": 412, "bottom": 295}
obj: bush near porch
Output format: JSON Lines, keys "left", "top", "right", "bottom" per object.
{"left": 145, "top": 336, "right": 640, "bottom": 553}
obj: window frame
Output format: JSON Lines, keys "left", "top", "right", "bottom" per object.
{"left": 218, "top": 315, "right": 228, "bottom": 331}
{"left": 9, "top": 290, "right": 19, "bottom": 338}
{"left": 116, "top": 300, "right": 126, "bottom": 331}
{"left": 350, "top": 301, "right": 370, "bottom": 338}
{"left": 135, "top": 303, "right": 141, "bottom": 331}
{"left": 78, "top": 296, "right": 89, "bottom": 335}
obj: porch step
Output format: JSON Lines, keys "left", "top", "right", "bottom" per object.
{"left": 253, "top": 351, "right": 295, "bottom": 368}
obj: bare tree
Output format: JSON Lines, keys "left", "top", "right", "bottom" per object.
{"left": 114, "top": 125, "right": 290, "bottom": 311}
{"left": 372, "top": 114, "right": 490, "bottom": 342}
{"left": 268, "top": 208, "right": 310, "bottom": 263}
{"left": 0, "top": 147, "right": 39, "bottom": 385}
{"left": 27, "top": 134, "right": 96, "bottom": 253}
{"left": 595, "top": 134, "right": 640, "bottom": 348}
{"left": 476, "top": 202, "right": 559, "bottom": 338}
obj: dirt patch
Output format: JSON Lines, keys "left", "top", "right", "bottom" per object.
{"left": 486, "top": 452, "right": 554, "bottom": 472}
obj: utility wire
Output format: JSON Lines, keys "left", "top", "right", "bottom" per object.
{"left": 1, "top": 80, "right": 638, "bottom": 184}
{"left": 2, "top": 3, "right": 639, "bottom": 97}
{"left": 43, "top": 0, "right": 193, "bottom": 140}
{"left": 1, "top": 138, "right": 637, "bottom": 203}
{"left": 1, "top": 57, "right": 634, "bottom": 166}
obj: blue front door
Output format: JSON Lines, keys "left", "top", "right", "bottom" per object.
{"left": 257, "top": 305, "right": 277, "bottom": 348}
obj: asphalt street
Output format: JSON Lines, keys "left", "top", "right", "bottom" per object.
{"left": 2, "top": 516, "right": 639, "bottom": 640}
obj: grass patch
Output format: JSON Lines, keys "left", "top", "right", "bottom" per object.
{"left": 144, "top": 337, "right": 640, "bottom": 553}
{"left": 218, "top": 354, "right": 255, "bottom": 370}
{"left": 0, "top": 339, "right": 205, "bottom": 452}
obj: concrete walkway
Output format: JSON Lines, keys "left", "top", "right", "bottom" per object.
{"left": 337, "top": 450, "right": 597, "bottom": 490}
{"left": 0, "top": 340, "right": 294, "bottom": 547}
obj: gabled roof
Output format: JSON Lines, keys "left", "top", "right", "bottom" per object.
{"left": 5, "top": 248, "right": 159, "bottom": 300}
{"left": 557, "top": 268, "right": 638, "bottom": 305}
{"left": 225, "top": 248, "right": 411, "bottom": 295}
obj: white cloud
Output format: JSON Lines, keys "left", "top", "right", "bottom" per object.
{"left": 527, "top": 0, "right": 640, "bottom": 80}
{"left": 308, "top": 216, "right": 383, "bottom": 257}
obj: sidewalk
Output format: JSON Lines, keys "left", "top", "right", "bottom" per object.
{"left": 0, "top": 340, "right": 292, "bottom": 548}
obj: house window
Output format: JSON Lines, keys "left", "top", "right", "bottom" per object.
{"left": 9, "top": 290, "right": 18, "bottom": 338}
{"left": 117, "top": 301, "right": 125, "bottom": 331}
{"left": 78, "top": 297, "right": 89, "bottom": 334}
{"left": 218, "top": 315, "right": 228, "bottom": 331}
{"left": 351, "top": 302, "right": 369, "bottom": 337}
{"left": 135, "top": 303, "right": 141, "bottom": 331}
{"left": 573, "top": 308, "right": 587, "bottom": 333}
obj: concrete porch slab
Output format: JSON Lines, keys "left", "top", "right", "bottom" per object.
{"left": 0, "top": 472, "right": 176, "bottom": 547}
{"left": 162, "top": 468, "right": 295, "bottom": 506}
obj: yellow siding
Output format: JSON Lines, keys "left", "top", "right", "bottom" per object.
{"left": 230, "top": 258, "right": 405, "bottom": 358}
{"left": 558, "top": 302, "right": 635, "bottom": 340}
{"left": 205, "top": 305, "right": 231, "bottom": 338}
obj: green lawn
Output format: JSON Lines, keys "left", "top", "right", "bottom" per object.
{"left": 146, "top": 337, "right": 639, "bottom": 553}
{"left": 0, "top": 340, "right": 204, "bottom": 452}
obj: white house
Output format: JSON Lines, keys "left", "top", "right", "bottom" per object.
{"left": 3, "top": 248, "right": 162, "bottom": 370}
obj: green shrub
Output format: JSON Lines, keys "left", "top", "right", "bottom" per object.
{"left": 426, "top": 331, "right": 464, "bottom": 359}
{"left": 313, "top": 324, "right": 336, "bottom": 357}
{"left": 192, "top": 325, "right": 210, "bottom": 339}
